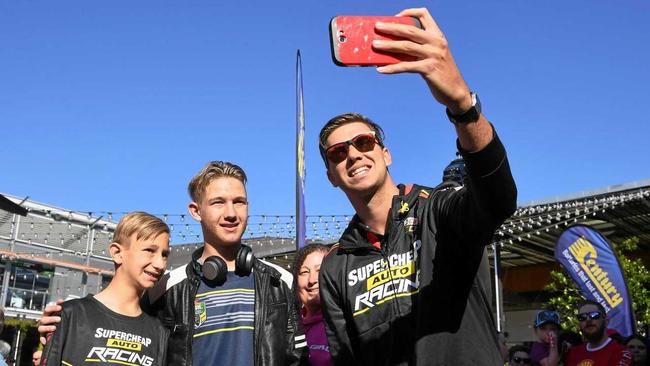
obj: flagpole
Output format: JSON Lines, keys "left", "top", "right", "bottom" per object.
{"left": 296, "top": 50, "right": 306, "bottom": 251}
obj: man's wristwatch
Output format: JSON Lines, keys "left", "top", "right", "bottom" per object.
{"left": 446, "top": 92, "right": 481, "bottom": 125}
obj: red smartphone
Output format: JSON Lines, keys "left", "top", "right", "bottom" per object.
{"left": 330, "top": 15, "right": 423, "bottom": 67}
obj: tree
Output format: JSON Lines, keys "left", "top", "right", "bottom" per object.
{"left": 545, "top": 237, "right": 650, "bottom": 336}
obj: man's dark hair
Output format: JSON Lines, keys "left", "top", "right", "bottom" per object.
{"left": 508, "top": 345, "right": 530, "bottom": 361}
{"left": 318, "top": 113, "right": 385, "bottom": 167}
{"left": 578, "top": 299, "right": 606, "bottom": 315}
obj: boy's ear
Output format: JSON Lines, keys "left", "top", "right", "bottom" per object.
{"left": 188, "top": 202, "right": 202, "bottom": 221}
{"left": 109, "top": 242, "right": 123, "bottom": 264}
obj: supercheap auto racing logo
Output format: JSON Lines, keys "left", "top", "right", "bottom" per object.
{"left": 348, "top": 243, "right": 420, "bottom": 316}
{"left": 85, "top": 328, "right": 155, "bottom": 366}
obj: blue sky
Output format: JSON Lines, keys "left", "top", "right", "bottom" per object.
{"left": 1, "top": 1, "right": 648, "bottom": 241}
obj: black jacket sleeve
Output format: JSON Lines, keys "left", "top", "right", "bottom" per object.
{"left": 320, "top": 253, "right": 356, "bottom": 366}
{"left": 430, "top": 126, "right": 517, "bottom": 244}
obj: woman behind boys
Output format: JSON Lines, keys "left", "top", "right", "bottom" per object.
{"left": 292, "top": 244, "right": 333, "bottom": 366}
{"left": 40, "top": 212, "right": 170, "bottom": 366}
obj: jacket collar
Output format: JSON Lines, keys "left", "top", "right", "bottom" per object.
{"left": 337, "top": 183, "right": 423, "bottom": 251}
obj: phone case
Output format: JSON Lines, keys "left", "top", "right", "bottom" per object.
{"left": 330, "top": 16, "right": 423, "bottom": 67}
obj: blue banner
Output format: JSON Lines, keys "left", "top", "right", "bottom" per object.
{"left": 555, "top": 224, "right": 635, "bottom": 337}
{"left": 295, "top": 50, "right": 306, "bottom": 249}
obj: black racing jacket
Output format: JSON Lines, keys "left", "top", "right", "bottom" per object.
{"left": 320, "top": 131, "right": 517, "bottom": 366}
{"left": 141, "top": 248, "right": 308, "bottom": 366}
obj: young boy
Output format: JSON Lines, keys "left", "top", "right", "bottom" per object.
{"left": 530, "top": 310, "right": 561, "bottom": 366}
{"left": 40, "top": 212, "right": 170, "bottom": 366}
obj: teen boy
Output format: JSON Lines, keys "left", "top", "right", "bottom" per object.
{"left": 141, "top": 161, "right": 306, "bottom": 365}
{"left": 40, "top": 212, "right": 170, "bottom": 366}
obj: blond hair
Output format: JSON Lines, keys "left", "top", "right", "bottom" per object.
{"left": 112, "top": 212, "right": 169, "bottom": 247}
{"left": 187, "top": 161, "right": 247, "bottom": 202}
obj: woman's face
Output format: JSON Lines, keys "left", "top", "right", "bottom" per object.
{"left": 627, "top": 338, "right": 647, "bottom": 364}
{"left": 297, "top": 251, "right": 326, "bottom": 310}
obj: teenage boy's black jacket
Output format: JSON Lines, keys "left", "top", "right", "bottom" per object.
{"left": 320, "top": 130, "right": 517, "bottom": 366}
{"left": 141, "top": 249, "right": 308, "bottom": 366}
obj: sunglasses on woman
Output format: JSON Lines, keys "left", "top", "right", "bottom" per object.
{"left": 321, "top": 132, "right": 381, "bottom": 165}
{"left": 577, "top": 311, "right": 603, "bottom": 322}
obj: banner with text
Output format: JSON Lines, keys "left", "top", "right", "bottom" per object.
{"left": 555, "top": 224, "right": 635, "bottom": 336}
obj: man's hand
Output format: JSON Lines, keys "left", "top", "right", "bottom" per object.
{"left": 372, "top": 7, "right": 493, "bottom": 152}
{"left": 372, "top": 8, "right": 471, "bottom": 113}
{"left": 37, "top": 299, "right": 64, "bottom": 345}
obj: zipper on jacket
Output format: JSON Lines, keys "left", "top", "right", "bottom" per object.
{"left": 254, "top": 266, "right": 268, "bottom": 365}
{"left": 187, "top": 276, "right": 200, "bottom": 365}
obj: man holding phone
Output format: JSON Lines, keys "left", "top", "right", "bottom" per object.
{"left": 318, "top": 7, "right": 517, "bottom": 366}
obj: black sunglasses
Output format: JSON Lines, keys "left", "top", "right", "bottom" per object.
{"left": 512, "top": 356, "right": 531, "bottom": 364}
{"left": 322, "top": 132, "right": 381, "bottom": 165}
{"left": 577, "top": 311, "right": 603, "bottom": 322}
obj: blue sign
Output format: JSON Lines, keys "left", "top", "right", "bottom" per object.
{"left": 555, "top": 224, "right": 635, "bottom": 337}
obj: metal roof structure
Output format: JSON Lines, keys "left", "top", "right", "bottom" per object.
{"left": 0, "top": 193, "right": 116, "bottom": 272}
{"left": 492, "top": 179, "right": 650, "bottom": 268}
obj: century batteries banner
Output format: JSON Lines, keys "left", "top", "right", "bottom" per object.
{"left": 555, "top": 224, "right": 635, "bottom": 336}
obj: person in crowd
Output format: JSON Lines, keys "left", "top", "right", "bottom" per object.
{"left": 498, "top": 331, "right": 511, "bottom": 363}
{"left": 565, "top": 300, "right": 632, "bottom": 366}
{"left": 530, "top": 310, "right": 561, "bottom": 366}
{"left": 40, "top": 212, "right": 170, "bottom": 365}
{"left": 317, "top": 7, "right": 517, "bottom": 365}
{"left": 32, "top": 348, "right": 42, "bottom": 366}
{"left": 0, "top": 307, "right": 6, "bottom": 366}
{"left": 625, "top": 334, "right": 648, "bottom": 366}
{"left": 39, "top": 162, "right": 307, "bottom": 366}
{"left": 0, "top": 340, "right": 9, "bottom": 366}
{"left": 292, "top": 243, "right": 333, "bottom": 366}
{"left": 509, "top": 345, "right": 532, "bottom": 366}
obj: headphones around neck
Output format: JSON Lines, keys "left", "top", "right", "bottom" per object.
{"left": 192, "top": 245, "right": 256, "bottom": 285}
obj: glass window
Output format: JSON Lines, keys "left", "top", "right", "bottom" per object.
{"left": 4, "top": 261, "right": 53, "bottom": 311}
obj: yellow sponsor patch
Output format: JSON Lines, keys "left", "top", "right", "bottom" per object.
{"left": 107, "top": 338, "right": 142, "bottom": 351}
{"left": 398, "top": 201, "right": 409, "bottom": 214}
{"left": 366, "top": 262, "right": 415, "bottom": 290}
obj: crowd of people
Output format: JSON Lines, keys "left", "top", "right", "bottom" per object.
{"left": 500, "top": 306, "right": 648, "bottom": 366}
{"left": 0, "top": 5, "right": 646, "bottom": 366}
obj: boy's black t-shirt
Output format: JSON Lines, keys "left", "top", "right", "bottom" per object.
{"left": 41, "top": 295, "right": 168, "bottom": 366}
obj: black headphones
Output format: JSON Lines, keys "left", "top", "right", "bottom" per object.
{"left": 191, "top": 245, "right": 256, "bottom": 285}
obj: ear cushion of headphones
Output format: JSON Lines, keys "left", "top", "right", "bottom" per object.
{"left": 235, "top": 245, "right": 255, "bottom": 277}
{"left": 202, "top": 256, "right": 227, "bottom": 285}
